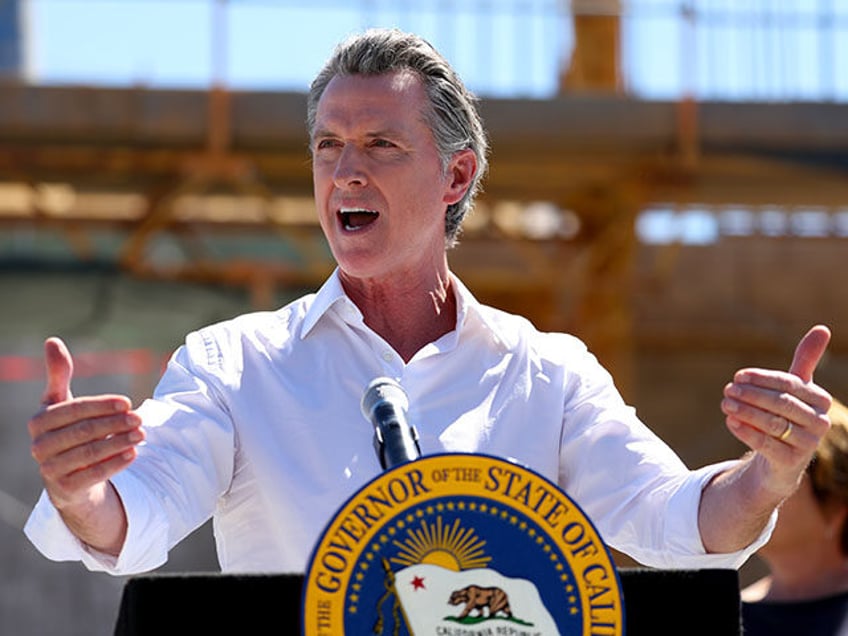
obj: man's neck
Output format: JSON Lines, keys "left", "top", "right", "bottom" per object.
{"left": 340, "top": 266, "right": 458, "bottom": 362}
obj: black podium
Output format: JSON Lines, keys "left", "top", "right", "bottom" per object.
{"left": 113, "top": 568, "right": 741, "bottom": 635}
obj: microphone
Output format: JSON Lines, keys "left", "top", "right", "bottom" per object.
{"left": 361, "top": 377, "right": 421, "bottom": 469}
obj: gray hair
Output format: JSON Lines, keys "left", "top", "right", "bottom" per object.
{"left": 307, "top": 28, "right": 489, "bottom": 247}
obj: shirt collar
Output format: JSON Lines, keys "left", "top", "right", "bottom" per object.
{"left": 300, "top": 268, "right": 511, "bottom": 350}
{"left": 300, "top": 268, "right": 359, "bottom": 339}
{"left": 450, "top": 274, "right": 515, "bottom": 351}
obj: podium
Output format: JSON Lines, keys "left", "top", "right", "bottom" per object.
{"left": 113, "top": 568, "right": 741, "bottom": 635}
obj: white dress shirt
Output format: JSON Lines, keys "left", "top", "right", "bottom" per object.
{"left": 25, "top": 270, "right": 773, "bottom": 574}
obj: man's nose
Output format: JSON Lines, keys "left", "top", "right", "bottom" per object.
{"left": 333, "top": 145, "right": 368, "bottom": 189}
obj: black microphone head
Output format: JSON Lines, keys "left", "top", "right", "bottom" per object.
{"left": 361, "top": 377, "right": 419, "bottom": 469}
{"left": 360, "top": 377, "right": 409, "bottom": 422}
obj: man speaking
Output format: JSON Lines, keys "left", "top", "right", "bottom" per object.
{"left": 24, "top": 28, "right": 832, "bottom": 577}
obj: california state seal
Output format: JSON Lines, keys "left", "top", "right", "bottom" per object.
{"left": 302, "top": 453, "right": 625, "bottom": 635}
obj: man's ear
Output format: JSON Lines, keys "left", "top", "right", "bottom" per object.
{"left": 443, "top": 149, "right": 477, "bottom": 206}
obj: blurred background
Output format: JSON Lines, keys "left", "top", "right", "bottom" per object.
{"left": 2, "top": 0, "right": 847, "bottom": 633}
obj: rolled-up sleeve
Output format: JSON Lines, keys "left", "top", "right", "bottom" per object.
{"left": 652, "top": 460, "right": 776, "bottom": 569}
{"left": 558, "top": 341, "right": 775, "bottom": 570}
{"left": 23, "top": 468, "right": 170, "bottom": 574}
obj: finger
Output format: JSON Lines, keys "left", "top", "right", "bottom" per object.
{"left": 725, "top": 412, "right": 819, "bottom": 460}
{"left": 723, "top": 380, "right": 832, "bottom": 430}
{"left": 29, "top": 395, "right": 134, "bottom": 437}
{"left": 788, "top": 324, "right": 831, "bottom": 383}
{"left": 44, "top": 448, "right": 139, "bottom": 508}
{"left": 42, "top": 337, "right": 74, "bottom": 405}
{"left": 40, "top": 429, "right": 143, "bottom": 483}
{"left": 30, "top": 410, "right": 142, "bottom": 463}
{"left": 728, "top": 370, "right": 832, "bottom": 414}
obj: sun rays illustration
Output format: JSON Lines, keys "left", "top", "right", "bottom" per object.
{"left": 390, "top": 516, "right": 492, "bottom": 572}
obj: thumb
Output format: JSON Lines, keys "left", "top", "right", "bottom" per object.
{"left": 41, "top": 336, "right": 74, "bottom": 405}
{"left": 788, "top": 324, "right": 831, "bottom": 383}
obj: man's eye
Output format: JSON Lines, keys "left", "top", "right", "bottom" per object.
{"left": 316, "top": 139, "right": 340, "bottom": 150}
{"left": 371, "top": 139, "right": 395, "bottom": 148}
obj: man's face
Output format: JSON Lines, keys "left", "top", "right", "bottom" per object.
{"left": 311, "top": 70, "right": 471, "bottom": 284}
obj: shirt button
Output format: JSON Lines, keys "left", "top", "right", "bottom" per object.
{"left": 382, "top": 350, "right": 393, "bottom": 362}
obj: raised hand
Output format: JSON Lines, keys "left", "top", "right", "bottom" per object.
{"left": 27, "top": 337, "right": 144, "bottom": 553}
{"left": 721, "top": 325, "right": 833, "bottom": 496}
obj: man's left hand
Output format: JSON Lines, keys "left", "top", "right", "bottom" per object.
{"left": 721, "top": 324, "right": 833, "bottom": 498}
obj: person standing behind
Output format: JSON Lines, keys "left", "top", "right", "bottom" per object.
{"left": 742, "top": 398, "right": 848, "bottom": 635}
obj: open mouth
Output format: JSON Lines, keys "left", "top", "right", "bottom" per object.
{"left": 339, "top": 208, "right": 379, "bottom": 231}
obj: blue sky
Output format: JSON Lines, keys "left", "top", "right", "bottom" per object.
{"left": 22, "top": 0, "right": 848, "bottom": 101}
{"left": 25, "top": 0, "right": 569, "bottom": 97}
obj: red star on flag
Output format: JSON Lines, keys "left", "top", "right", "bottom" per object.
{"left": 411, "top": 576, "right": 426, "bottom": 590}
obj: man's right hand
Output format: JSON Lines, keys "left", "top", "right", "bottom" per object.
{"left": 27, "top": 337, "right": 145, "bottom": 555}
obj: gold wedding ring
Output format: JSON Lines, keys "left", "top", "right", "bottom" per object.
{"left": 778, "top": 421, "right": 793, "bottom": 442}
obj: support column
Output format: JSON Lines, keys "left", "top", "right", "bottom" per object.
{"left": 569, "top": 184, "right": 640, "bottom": 401}
{"left": 560, "top": 0, "right": 622, "bottom": 93}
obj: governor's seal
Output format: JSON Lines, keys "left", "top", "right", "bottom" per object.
{"left": 302, "top": 453, "right": 625, "bottom": 635}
